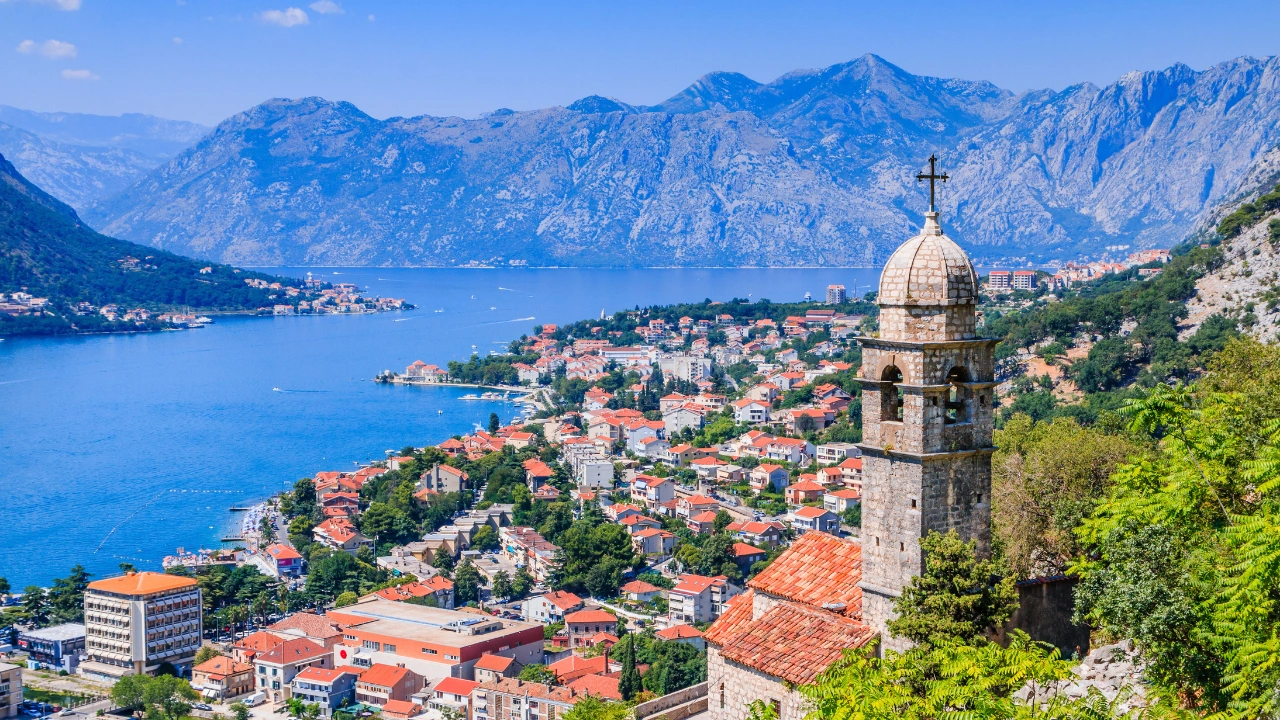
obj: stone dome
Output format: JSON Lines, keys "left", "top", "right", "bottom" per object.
{"left": 878, "top": 212, "right": 978, "bottom": 307}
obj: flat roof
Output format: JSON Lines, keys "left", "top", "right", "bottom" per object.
{"left": 337, "top": 599, "right": 540, "bottom": 648}
{"left": 21, "top": 623, "right": 86, "bottom": 641}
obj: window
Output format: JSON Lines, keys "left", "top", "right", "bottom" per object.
{"left": 719, "top": 683, "right": 725, "bottom": 709}
{"left": 383, "top": 644, "right": 396, "bottom": 653}
{"left": 770, "top": 699, "right": 782, "bottom": 716}
{"left": 422, "top": 648, "right": 437, "bottom": 655}
{"left": 910, "top": 499, "right": 917, "bottom": 508}
{"left": 362, "top": 640, "right": 381, "bottom": 651}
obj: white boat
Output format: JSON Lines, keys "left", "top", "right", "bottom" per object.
{"left": 435, "top": 308, "right": 444, "bottom": 313}
{"left": 460, "top": 393, "right": 481, "bottom": 400}
{"left": 438, "top": 409, "right": 444, "bottom": 414}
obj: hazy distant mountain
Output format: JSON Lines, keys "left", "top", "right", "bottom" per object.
{"left": 85, "top": 54, "right": 1280, "bottom": 267}
{"left": 0, "top": 106, "right": 208, "bottom": 211}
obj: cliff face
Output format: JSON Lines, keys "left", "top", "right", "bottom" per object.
{"left": 84, "top": 55, "right": 1280, "bottom": 267}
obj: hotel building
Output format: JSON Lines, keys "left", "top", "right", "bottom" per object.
{"left": 81, "top": 572, "right": 202, "bottom": 680}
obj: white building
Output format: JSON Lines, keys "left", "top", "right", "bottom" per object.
{"left": 81, "top": 572, "right": 203, "bottom": 680}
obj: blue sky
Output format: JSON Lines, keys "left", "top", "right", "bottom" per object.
{"left": 1, "top": 0, "right": 1278, "bottom": 126}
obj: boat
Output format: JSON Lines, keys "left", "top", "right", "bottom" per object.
{"left": 273, "top": 387, "right": 282, "bottom": 392}
{"left": 438, "top": 409, "right": 444, "bottom": 414}
{"left": 490, "top": 306, "right": 497, "bottom": 310}
{"left": 435, "top": 308, "right": 444, "bottom": 313}
{"left": 228, "top": 506, "right": 253, "bottom": 512}
{"left": 460, "top": 393, "right": 481, "bottom": 400}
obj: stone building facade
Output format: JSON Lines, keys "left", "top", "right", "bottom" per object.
{"left": 856, "top": 210, "right": 996, "bottom": 652}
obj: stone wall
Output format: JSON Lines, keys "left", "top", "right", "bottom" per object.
{"left": 994, "top": 577, "right": 1091, "bottom": 659}
{"left": 706, "top": 648, "right": 808, "bottom": 720}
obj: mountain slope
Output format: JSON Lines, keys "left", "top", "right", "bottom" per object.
{"left": 0, "top": 151, "right": 302, "bottom": 335}
{"left": 0, "top": 106, "right": 208, "bottom": 211}
{"left": 85, "top": 55, "right": 1280, "bottom": 267}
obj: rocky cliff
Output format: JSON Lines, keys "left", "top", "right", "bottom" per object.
{"left": 84, "top": 54, "right": 1280, "bottom": 267}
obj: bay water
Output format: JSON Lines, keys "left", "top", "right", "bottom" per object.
{"left": 0, "top": 267, "right": 881, "bottom": 587}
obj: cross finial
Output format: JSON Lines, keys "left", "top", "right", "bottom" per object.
{"left": 915, "top": 154, "right": 949, "bottom": 212}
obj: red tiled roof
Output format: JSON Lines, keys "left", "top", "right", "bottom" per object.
{"left": 747, "top": 531, "right": 862, "bottom": 616}
{"left": 87, "top": 571, "right": 197, "bottom": 596}
{"left": 542, "top": 590, "right": 584, "bottom": 611}
{"left": 826, "top": 489, "right": 861, "bottom": 499}
{"left": 359, "top": 663, "right": 412, "bottom": 688}
{"left": 265, "top": 543, "right": 303, "bottom": 561}
{"left": 690, "top": 511, "right": 718, "bottom": 523}
{"left": 732, "top": 542, "right": 765, "bottom": 558}
{"left": 434, "top": 677, "right": 480, "bottom": 696}
{"left": 294, "top": 666, "right": 358, "bottom": 683}
{"left": 655, "top": 624, "right": 704, "bottom": 641}
{"left": 267, "top": 612, "right": 346, "bottom": 640}
{"left": 704, "top": 590, "right": 874, "bottom": 685}
{"left": 258, "top": 638, "right": 328, "bottom": 664}
{"left": 793, "top": 505, "right": 832, "bottom": 519}
{"left": 565, "top": 609, "right": 617, "bottom": 624}
{"left": 380, "top": 700, "right": 421, "bottom": 717}
{"left": 233, "top": 631, "right": 283, "bottom": 654}
{"left": 567, "top": 673, "right": 622, "bottom": 700}
{"left": 548, "top": 654, "right": 609, "bottom": 682}
{"left": 788, "top": 480, "right": 825, "bottom": 492}
{"left": 473, "top": 654, "right": 517, "bottom": 672}
{"left": 619, "top": 580, "right": 661, "bottom": 594}
{"left": 193, "top": 656, "right": 252, "bottom": 678}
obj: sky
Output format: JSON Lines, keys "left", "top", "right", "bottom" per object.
{"left": 1, "top": 0, "right": 1279, "bottom": 126}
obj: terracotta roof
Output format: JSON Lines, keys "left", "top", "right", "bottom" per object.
{"left": 732, "top": 542, "right": 766, "bottom": 558}
{"left": 265, "top": 544, "right": 303, "bottom": 561}
{"left": 473, "top": 654, "right": 517, "bottom": 672}
{"left": 589, "top": 632, "right": 619, "bottom": 645}
{"left": 294, "top": 666, "right": 358, "bottom": 683}
{"left": 788, "top": 480, "right": 826, "bottom": 492}
{"left": 565, "top": 609, "right": 617, "bottom": 624}
{"left": 475, "top": 678, "right": 579, "bottom": 704}
{"left": 689, "top": 511, "right": 718, "bottom": 523}
{"left": 380, "top": 700, "right": 422, "bottom": 716}
{"left": 232, "top": 631, "right": 283, "bottom": 654}
{"left": 704, "top": 590, "right": 874, "bottom": 685}
{"left": 268, "top": 613, "right": 351, "bottom": 640}
{"left": 359, "top": 663, "right": 413, "bottom": 688}
{"left": 793, "top": 506, "right": 834, "bottom": 519}
{"left": 748, "top": 531, "right": 862, "bottom": 616}
{"left": 826, "top": 489, "right": 862, "bottom": 499}
{"left": 619, "top": 580, "right": 661, "bottom": 594}
{"left": 548, "top": 654, "right": 608, "bottom": 682}
{"left": 566, "top": 674, "right": 622, "bottom": 700}
{"left": 193, "top": 656, "right": 252, "bottom": 678}
{"left": 87, "top": 572, "right": 197, "bottom": 596}
{"left": 434, "top": 677, "right": 480, "bottom": 696}
{"left": 541, "top": 590, "right": 584, "bottom": 611}
{"left": 258, "top": 638, "right": 329, "bottom": 664}
{"left": 655, "top": 624, "right": 704, "bottom": 641}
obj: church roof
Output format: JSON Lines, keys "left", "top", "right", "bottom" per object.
{"left": 747, "top": 530, "right": 863, "bottom": 617}
{"left": 878, "top": 212, "right": 978, "bottom": 307}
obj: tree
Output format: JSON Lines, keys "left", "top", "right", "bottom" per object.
{"left": 229, "top": 704, "right": 251, "bottom": 720}
{"left": 887, "top": 531, "right": 1018, "bottom": 647}
{"left": 510, "top": 569, "right": 534, "bottom": 600}
{"left": 141, "top": 675, "right": 198, "bottom": 720}
{"left": 335, "top": 591, "right": 358, "bottom": 608}
{"left": 472, "top": 525, "right": 500, "bottom": 553}
{"left": 21, "top": 585, "right": 50, "bottom": 626}
{"left": 193, "top": 646, "right": 220, "bottom": 665}
{"left": 617, "top": 635, "right": 642, "bottom": 701}
{"left": 518, "top": 664, "right": 557, "bottom": 685}
{"left": 489, "top": 412, "right": 501, "bottom": 434}
{"left": 992, "top": 414, "right": 1141, "bottom": 579}
{"left": 259, "top": 515, "right": 276, "bottom": 544}
{"left": 562, "top": 696, "right": 630, "bottom": 720}
{"left": 432, "top": 549, "right": 456, "bottom": 576}
{"left": 112, "top": 674, "right": 150, "bottom": 714}
{"left": 454, "top": 560, "right": 483, "bottom": 605}
{"left": 799, "top": 632, "right": 1110, "bottom": 720}
{"left": 118, "top": 563, "right": 136, "bottom": 574}
{"left": 491, "top": 571, "right": 513, "bottom": 601}
{"left": 712, "top": 510, "right": 732, "bottom": 533}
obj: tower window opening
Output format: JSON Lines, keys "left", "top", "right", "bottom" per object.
{"left": 881, "top": 365, "right": 904, "bottom": 422}
{"left": 900, "top": 542, "right": 905, "bottom": 551}
{"left": 910, "top": 498, "right": 917, "bottom": 508}
{"left": 944, "top": 366, "right": 970, "bottom": 424}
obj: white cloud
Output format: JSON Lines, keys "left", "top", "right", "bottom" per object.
{"left": 15, "top": 39, "right": 77, "bottom": 58}
{"left": 0, "top": 0, "right": 81, "bottom": 10}
{"left": 61, "top": 68, "right": 99, "bottom": 80}
{"left": 308, "top": 0, "right": 342, "bottom": 14}
{"left": 259, "top": 7, "right": 308, "bottom": 26}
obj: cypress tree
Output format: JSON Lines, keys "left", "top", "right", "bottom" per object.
{"left": 618, "top": 635, "right": 641, "bottom": 701}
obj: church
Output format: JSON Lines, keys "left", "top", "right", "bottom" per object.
{"left": 703, "top": 159, "right": 997, "bottom": 719}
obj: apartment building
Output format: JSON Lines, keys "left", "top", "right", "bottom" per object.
{"left": 0, "top": 662, "right": 21, "bottom": 719}
{"left": 81, "top": 572, "right": 202, "bottom": 680}
{"left": 668, "top": 574, "right": 738, "bottom": 625}
{"left": 471, "top": 678, "right": 582, "bottom": 720}
{"left": 191, "top": 656, "right": 254, "bottom": 700}
{"left": 290, "top": 667, "right": 360, "bottom": 717}
{"left": 499, "top": 527, "right": 560, "bottom": 582}
{"left": 355, "top": 664, "right": 421, "bottom": 708}
{"left": 254, "top": 638, "right": 333, "bottom": 705}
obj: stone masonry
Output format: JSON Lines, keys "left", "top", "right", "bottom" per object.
{"left": 857, "top": 210, "right": 997, "bottom": 653}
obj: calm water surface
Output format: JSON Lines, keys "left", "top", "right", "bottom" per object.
{"left": 0, "top": 267, "right": 881, "bottom": 587}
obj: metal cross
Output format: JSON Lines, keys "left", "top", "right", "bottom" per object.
{"left": 915, "top": 154, "right": 949, "bottom": 212}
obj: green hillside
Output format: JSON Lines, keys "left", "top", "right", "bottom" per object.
{"left": 0, "top": 151, "right": 305, "bottom": 336}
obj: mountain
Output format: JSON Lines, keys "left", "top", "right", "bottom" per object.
{"left": 0, "top": 106, "right": 208, "bottom": 211}
{"left": 84, "top": 54, "right": 1280, "bottom": 267}
{"left": 0, "top": 151, "right": 302, "bottom": 335}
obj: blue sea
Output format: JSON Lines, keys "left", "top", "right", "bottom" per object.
{"left": 0, "top": 267, "right": 882, "bottom": 587}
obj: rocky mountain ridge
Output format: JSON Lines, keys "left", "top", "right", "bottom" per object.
{"left": 82, "top": 54, "right": 1280, "bottom": 267}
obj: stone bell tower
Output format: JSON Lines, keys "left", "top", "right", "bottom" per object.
{"left": 856, "top": 163, "right": 997, "bottom": 652}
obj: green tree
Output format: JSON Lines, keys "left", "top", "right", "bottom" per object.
{"left": 193, "top": 646, "right": 220, "bottom": 665}
{"left": 491, "top": 571, "right": 513, "bottom": 601}
{"left": 489, "top": 412, "right": 501, "bottom": 434}
{"left": 887, "top": 531, "right": 1018, "bottom": 647}
{"left": 562, "top": 696, "right": 630, "bottom": 720}
{"left": 334, "top": 591, "right": 358, "bottom": 608}
{"left": 510, "top": 568, "right": 534, "bottom": 600}
{"left": 712, "top": 510, "right": 732, "bottom": 533}
{"left": 617, "top": 635, "right": 641, "bottom": 701}
{"left": 472, "top": 525, "right": 500, "bottom": 553}
{"left": 111, "top": 674, "right": 151, "bottom": 714}
{"left": 518, "top": 664, "right": 557, "bottom": 685}
{"left": 229, "top": 704, "right": 250, "bottom": 720}
{"left": 454, "top": 560, "right": 483, "bottom": 605}
{"left": 142, "top": 675, "right": 198, "bottom": 720}
{"left": 259, "top": 516, "right": 276, "bottom": 544}
{"left": 432, "top": 549, "right": 456, "bottom": 576}
{"left": 118, "top": 563, "right": 136, "bottom": 574}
